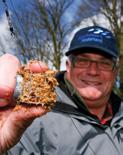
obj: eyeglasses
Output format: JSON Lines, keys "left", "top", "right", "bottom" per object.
{"left": 71, "top": 56, "right": 117, "bottom": 71}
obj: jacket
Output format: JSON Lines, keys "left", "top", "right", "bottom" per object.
{"left": 7, "top": 72, "right": 123, "bottom": 155}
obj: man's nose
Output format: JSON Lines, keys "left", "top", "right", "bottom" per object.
{"left": 87, "top": 62, "right": 100, "bottom": 75}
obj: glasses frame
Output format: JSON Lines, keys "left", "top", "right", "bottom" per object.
{"left": 69, "top": 54, "right": 118, "bottom": 71}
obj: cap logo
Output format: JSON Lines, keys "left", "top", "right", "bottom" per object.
{"left": 88, "top": 28, "right": 112, "bottom": 39}
{"left": 78, "top": 34, "right": 103, "bottom": 43}
{"left": 77, "top": 27, "right": 112, "bottom": 44}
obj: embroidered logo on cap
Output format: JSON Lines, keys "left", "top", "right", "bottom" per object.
{"left": 77, "top": 27, "right": 112, "bottom": 44}
{"left": 78, "top": 34, "right": 102, "bottom": 43}
{"left": 88, "top": 28, "right": 112, "bottom": 39}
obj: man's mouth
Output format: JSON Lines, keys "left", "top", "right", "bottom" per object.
{"left": 78, "top": 80, "right": 103, "bottom": 100}
{"left": 82, "top": 80, "right": 101, "bottom": 87}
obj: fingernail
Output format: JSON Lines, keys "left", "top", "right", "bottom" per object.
{"left": 0, "top": 98, "right": 9, "bottom": 107}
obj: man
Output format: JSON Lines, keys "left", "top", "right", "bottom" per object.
{"left": 0, "top": 26, "right": 123, "bottom": 155}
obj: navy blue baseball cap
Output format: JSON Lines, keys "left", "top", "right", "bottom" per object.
{"left": 66, "top": 26, "right": 119, "bottom": 58}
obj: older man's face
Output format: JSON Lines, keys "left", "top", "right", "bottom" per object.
{"left": 66, "top": 52, "right": 118, "bottom": 103}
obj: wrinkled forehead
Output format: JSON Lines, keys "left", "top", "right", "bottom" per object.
{"left": 70, "top": 49, "right": 116, "bottom": 60}
{"left": 75, "top": 52, "right": 110, "bottom": 59}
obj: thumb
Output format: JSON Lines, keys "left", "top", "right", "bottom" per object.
{"left": 0, "top": 54, "right": 20, "bottom": 107}
{"left": 27, "top": 60, "right": 48, "bottom": 73}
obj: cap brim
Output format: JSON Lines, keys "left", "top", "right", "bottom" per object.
{"left": 66, "top": 45, "right": 117, "bottom": 58}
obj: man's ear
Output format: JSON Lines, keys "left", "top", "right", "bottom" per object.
{"left": 113, "top": 61, "right": 120, "bottom": 84}
{"left": 66, "top": 59, "right": 69, "bottom": 68}
{"left": 66, "top": 59, "right": 73, "bottom": 81}
{"left": 115, "top": 60, "right": 120, "bottom": 76}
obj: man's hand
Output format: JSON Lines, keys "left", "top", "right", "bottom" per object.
{"left": 0, "top": 54, "right": 49, "bottom": 154}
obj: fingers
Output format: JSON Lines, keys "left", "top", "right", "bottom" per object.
{"left": 0, "top": 105, "right": 49, "bottom": 153}
{"left": 0, "top": 86, "right": 13, "bottom": 107}
{"left": 0, "top": 54, "right": 20, "bottom": 107}
{"left": 13, "top": 104, "right": 49, "bottom": 119}
{"left": 7, "top": 105, "right": 49, "bottom": 132}
{"left": 27, "top": 61, "right": 48, "bottom": 73}
{"left": 0, "top": 54, "right": 48, "bottom": 107}
{"left": 0, "top": 54, "right": 20, "bottom": 87}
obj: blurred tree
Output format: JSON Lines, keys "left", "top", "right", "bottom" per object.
{"left": 12, "top": 0, "right": 74, "bottom": 70}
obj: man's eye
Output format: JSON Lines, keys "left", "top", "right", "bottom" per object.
{"left": 78, "top": 58, "right": 88, "bottom": 62}
{"left": 100, "top": 61, "right": 112, "bottom": 66}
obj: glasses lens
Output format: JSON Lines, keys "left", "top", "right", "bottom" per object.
{"left": 73, "top": 56, "right": 116, "bottom": 71}
{"left": 99, "top": 61, "right": 113, "bottom": 71}
{"left": 74, "top": 57, "right": 89, "bottom": 68}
